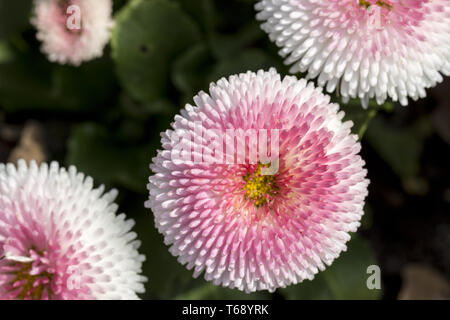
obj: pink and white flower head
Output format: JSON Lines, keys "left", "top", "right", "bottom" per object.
{"left": 146, "top": 69, "right": 369, "bottom": 293}
{"left": 256, "top": 0, "right": 450, "bottom": 107}
{"left": 0, "top": 160, "right": 146, "bottom": 300}
{"left": 31, "top": 0, "right": 113, "bottom": 66}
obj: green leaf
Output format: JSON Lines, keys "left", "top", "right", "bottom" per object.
{"left": 0, "top": 1, "right": 33, "bottom": 39}
{"left": 177, "top": 0, "right": 216, "bottom": 34}
{"left": 208, "top": 49, "right": 282, "bottom": 82}
{"left": 66, "top": 123, "right": 157, "bottom": 194}
{"left": 339, "top": 98, "right": 395, "bottom": 138}
{"left": 171, "top": 43, "right": 213, "bottom": 96}
{"left": 0, "top": 58, "right": 57, "bottom": 112}
{"left": 365, "top": 116, "right": 433, "bottom": 179}
{"left": 131, "top": 207, "right": 197, "bottom": 299}
{"left": 338, "top": 99, "right": 395, "bottom": 138}
{"left": 51, "top": 60, "right": 118, "bottom": 108}
{"left": 340, "top": 104, "right": 377, "bottom": 139}
{"left": 360, "top": 205, "right": 374, "bottom": 231}
{"left": 280, "top": 235, "right": 381, "bottom": 300}
{"left": 210, "top": 21, "right": 265, "bottom": 60}
{"left": 112, "top": 0, "right": 201, "bottom": 104}
{"left": 120, "top": 94, "right": 178, "bottom": 118}
{"left": 0, "top": 40, "right": 14, "bottom": 63}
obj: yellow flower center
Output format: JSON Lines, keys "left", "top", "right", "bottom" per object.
{"left": 359, "top": 0, "right": 392, "bottom": 9}
{"left": 242, "top": 163, "right": 278, "bottom": 208}
{"left": 8, "top": 261, "right": 53, "bottom": 299}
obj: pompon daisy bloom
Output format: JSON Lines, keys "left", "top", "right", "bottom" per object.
{"left": 31, "top": 0, "right": 113, "bottom": 66}
{"left": 146, "top": 69, "right": 369, "bottom": 293}
{"left": 255, "top": 0, "right": 450, "bottom": 107}
{"left": 0, "top": 160, "right": 146, "bottom": 300}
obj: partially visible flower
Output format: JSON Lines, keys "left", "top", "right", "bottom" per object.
{"left": 32, "top": 0, "right": 113, "bottom": 66}
{"left": 256, "top": 0, "right": 450, "bottom": 107}
{"left": 0, "top": 160, "right": 146, "bottom": 300}
{"left": 146, "top": 69, "right": 369, "bottom": 293}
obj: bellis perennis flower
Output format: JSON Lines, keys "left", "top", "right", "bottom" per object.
{"left": 0, "top": 160, "right": 146, "bottom": 300}
{"left": 32, "top": 0, "right": 113, "bottom": 66}
{"left": 256, "top": 0, "right": 450, "bottom": 107}
{"left": 146, "top": 69, "right": 369, "bottom": 293}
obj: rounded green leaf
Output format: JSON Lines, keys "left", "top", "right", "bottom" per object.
{"left": 281, "top": 235, "right": 381, "bottom": 300}
{"left": 112, "top": 0, "right": 201, "bottom": 103}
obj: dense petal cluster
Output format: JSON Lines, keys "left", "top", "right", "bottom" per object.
{"left": 147, "top": 69, "right": 369, "bottom": 292}
{"left": 32, "top": 0, "right": 113, "bottom": 66}
{"left": 0, "top": 160, "right": 146, "bottom": 300}
{"left": 256, "top": 0, "right": 450, "bottom": 107}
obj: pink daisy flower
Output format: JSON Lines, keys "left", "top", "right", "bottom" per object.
{"left": 256, "top": 0, "right": 450, "bottom": 107}
{"left": 32, "top": 0, "right": 113, "bottom": 66}
{"left": 0, "top": 160, "right": 146, "bottom": 300}
{"left": 146, "top": 69, "right": 369, "bottom": 293}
